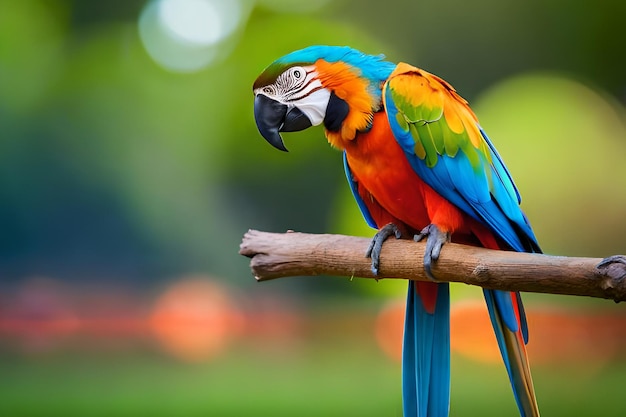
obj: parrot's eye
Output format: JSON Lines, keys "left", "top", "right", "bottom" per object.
{"left": 288, "top": 66, "right": 306, "bottom": 84}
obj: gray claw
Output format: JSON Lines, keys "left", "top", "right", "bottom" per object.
{"left": 366, "top": 223, "right": 402, "bottom": 275}
{"left": 414, "top": 224, "right": 450, "bottom": 280}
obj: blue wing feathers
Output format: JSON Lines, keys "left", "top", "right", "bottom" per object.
{"left": 479, "top": 127, "right": 521, "bottom": 204}
{"left": 442, "top": 151, "right": 491, "bottom": 204}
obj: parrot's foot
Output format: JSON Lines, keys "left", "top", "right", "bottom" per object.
{"left": 414, "top": 224, "right": 450, "bottom": 280}
{"left": 366, "top": 223, "right": 402, "bottom": 275}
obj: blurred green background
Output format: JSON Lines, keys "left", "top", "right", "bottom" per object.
{"left": 1, "top": 0, "right": 625, "bottom": 416}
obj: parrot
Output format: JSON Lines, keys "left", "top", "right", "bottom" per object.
{"left": 252, "top": 45, "right": 540, "bottom": 417}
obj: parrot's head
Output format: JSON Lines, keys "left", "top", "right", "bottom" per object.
{"left": 253, "top": 45, "right": 395, "bottom": 151}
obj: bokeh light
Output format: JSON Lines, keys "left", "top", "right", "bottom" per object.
{"left": 138, "top": 0, "right": 249, "bottom": 71}
{"left": 149, "top": 276, "right": 243, "bottom": 362}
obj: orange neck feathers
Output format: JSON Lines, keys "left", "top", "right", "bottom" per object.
{"left": 314, "top": 59, "right": 379, "bottom": 149}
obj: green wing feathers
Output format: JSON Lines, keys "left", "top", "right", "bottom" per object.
{"left": 385, "top": 63, "right": 491, "bottom": 171}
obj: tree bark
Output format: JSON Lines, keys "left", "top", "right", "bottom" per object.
{"left": 239, "top": 229, "right": 626, "bottom": 302}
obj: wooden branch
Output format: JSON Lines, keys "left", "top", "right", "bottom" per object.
{"left": 239, "top": 229, "right": 626, "bottom": 302}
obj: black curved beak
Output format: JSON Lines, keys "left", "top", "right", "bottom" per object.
{"left": 254, "top": 94, "right": 312, "bottom": 152}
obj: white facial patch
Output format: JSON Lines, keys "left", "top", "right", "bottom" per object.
{"left": 290, "top": 87, "right": 330, "bottom": 127}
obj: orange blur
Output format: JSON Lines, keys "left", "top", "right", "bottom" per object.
{"left": 149, "top": 277, "right": 244, "bottom": 363}
{"left": 375, "top": 298, "right": 626, "bottom": 367}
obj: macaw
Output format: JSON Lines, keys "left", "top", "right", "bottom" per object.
{"left": 252, "top": 45, "right": 540, "bottom": 417}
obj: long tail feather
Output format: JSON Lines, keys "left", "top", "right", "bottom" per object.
{"left": 484, "top": 289, "right": 540, "bottom": 417}
{"left": 403, "top": 281, "right": 450, "bottom": 417}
